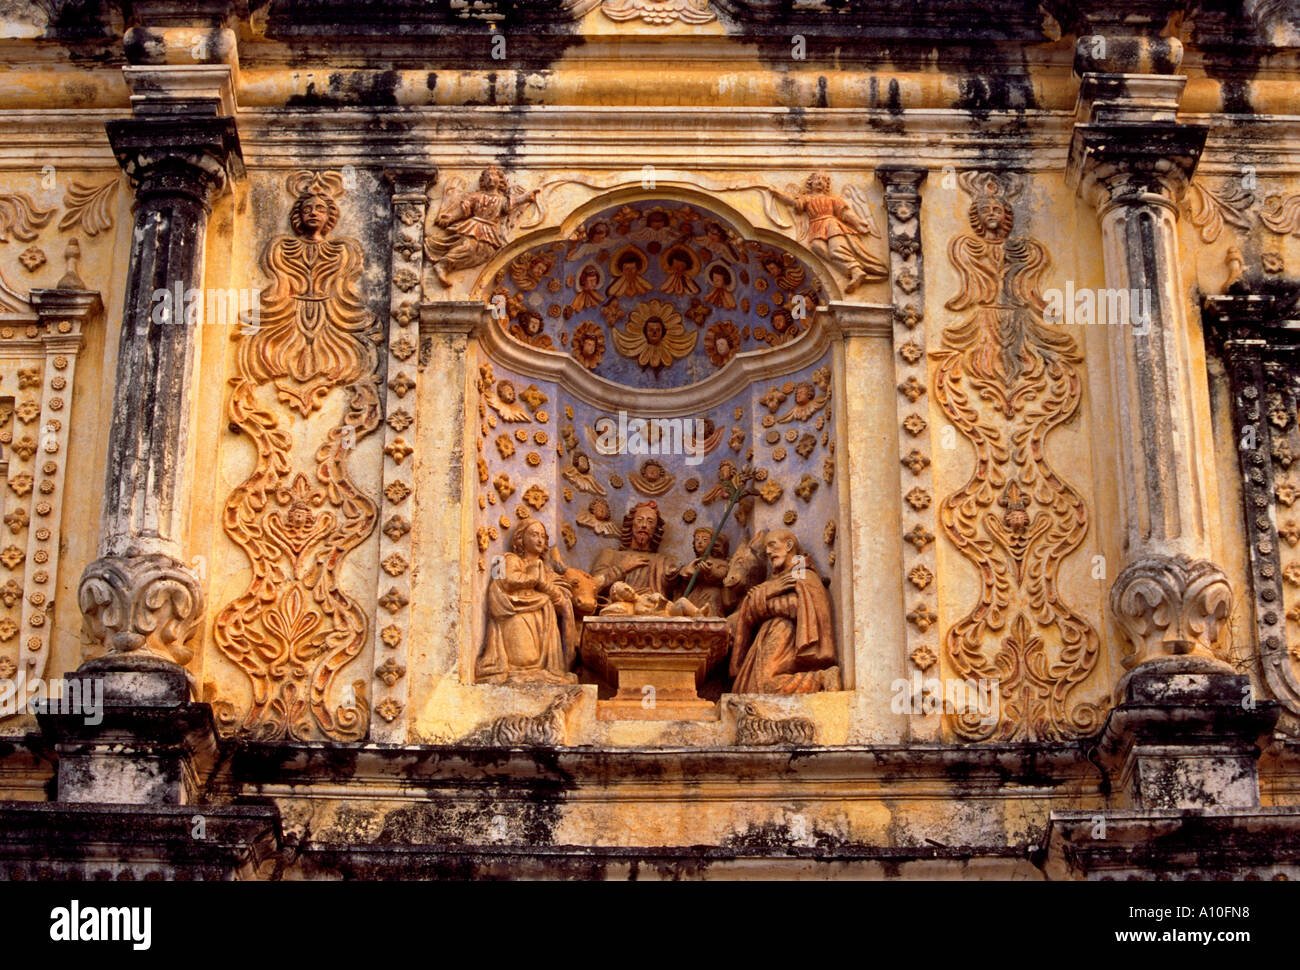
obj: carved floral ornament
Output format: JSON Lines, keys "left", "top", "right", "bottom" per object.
{"left": 931, "top": 170, "right": 1102, "bottom": 742}
{"left": 216, "top": 170, "right": 380, "bottom": 742}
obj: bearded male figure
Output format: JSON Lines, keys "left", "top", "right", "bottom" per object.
{"left": 590, "top": 501, "right": 678, "bottom": 600}
{"left": 729, "top": 529, "right": 840, "bottom": 694}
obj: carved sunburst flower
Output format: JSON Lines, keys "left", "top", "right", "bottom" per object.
{"left": 612, "top": 299, "right": 697, "bottom": 369}
{"left": 704, "top": 319, "right": 741, "bottom": 367}
{"left": 571, "top": 320, "right": 606, "bottom": 370}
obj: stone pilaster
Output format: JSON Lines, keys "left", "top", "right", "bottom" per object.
{"left": 418, "top": 302, "right": 486, "bottom": 694}
{"left": 371, "top": 168, "right": 435, "bottom": 742}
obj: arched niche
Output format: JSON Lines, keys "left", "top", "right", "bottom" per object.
{"left": 463, "top": 195, "right": 856, "bottom": 699}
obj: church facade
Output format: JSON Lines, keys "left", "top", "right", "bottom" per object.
{"left": 0, "top": 0, "right": 1298, "bottom": 879}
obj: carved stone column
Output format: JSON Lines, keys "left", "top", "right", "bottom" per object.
{"left": 1067, "top": 122, "right": 1235, "bottom": 676}
{"left": 1065, "top": 35, "right": 1270, "bottom": 808}
{"left": 75, "top": 116, "right": 242, "bottom": 682}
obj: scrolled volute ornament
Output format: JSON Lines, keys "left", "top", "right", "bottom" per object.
{"left": 1109, "top": 554, "right": 1233, "bottom": 669}
{"left": 78, "top": 554, "right": 205, "bottom": 665}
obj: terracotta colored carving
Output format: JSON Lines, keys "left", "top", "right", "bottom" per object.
{"left": 477, "top": 519, "right": 579, "bottom": 685}
{"left": 590, "top": 500, "right": 679, "bottom": 598}
{"left": 426, "top": 165, "right": 540, "bottom": 287}
{"left": 769, "top": 172, "right": 886, "bottom": 293}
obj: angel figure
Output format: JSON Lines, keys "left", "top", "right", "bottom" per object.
{"left": 660, "top": 245, "right": 702, "bottom": 296}
{"left": 568, "top": 264, "right": 603, "bottom": 314}
{"left": 484, "top": 378, "right": 532, "bottom": 422}
{"left": 563, "top": 451, "right": 608, "bottom": 496}
{"left": 577, "top": 497, "right": 620, "bottom": 537}
{"left": 760, "top": 252, "right": 807, "bottom": 291}
{"left": 700, "top": 460, "right": 740, "bottom": 505}
{"left": 629, "top": 458, "right": 676, "bottom": 497}
{"left": 769, "top": 172, "right": 886, "bottom": 293}
{"left": 508, "top": 249, "right": 555, "bottom": 291}
{"left": 425, "top": 165, "right": 540, "bottom": 287}
{"left": 606, "top": 247, "right": 653, "bottom": 299}
{"left": 775, "top": 380, "right": 829, "bottom": 423}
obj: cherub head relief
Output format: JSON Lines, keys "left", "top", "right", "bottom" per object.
{"left": 286, "top": 170, "right": 344, "bottom": 241}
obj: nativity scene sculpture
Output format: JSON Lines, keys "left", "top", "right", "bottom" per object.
{"left": 470, "top": 199, "right": 849, "bottom": 716}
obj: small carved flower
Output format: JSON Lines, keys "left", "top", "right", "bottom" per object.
{"left": 523, "top": 484, "right": 549, "bottom": 510}
{"left": 728, "top": 427, "right": 745, "bottom": 452}
{"left": 1274, "top": 438, "right": 1296, "bottom": 469}
{"left": 1279, "top": 519, "right": 1300, "bottom": 547}
{"left": 908, "top": 564, "right": 934, "bottom": 590}
{"left": 514, "top": 428, "right": 529, "bottom": 443}
{"left": 901, "top": 450, "right": 930, "bottom": 476}
{"left": 520, "top": 384, "right": 549, "bottom": 412}
{"left": 608, "top": 473, "right": 624, "bottom": 489}
{"left": 897, "top": 268, "right": 921, "bottom": 293}
{"left": 387, "top": 409, "right": 414, "bottom": 433}
{"left": 11, "top": 436, "right": 36, "bottom": 461}
{"left": 760, "top": 480, "right": 784, "bottom": 504}
{"left": 0, "top": 579, "right": 19, "bottom": 607}
{"left": 824, "top": 521, "right": 836, "bottom": 546}
{"left": 760, "top": 386, "right": 788, "bottom": 413}
{"left": 376, "top": 698, "right": 404, "bottom": 723}
{"left": 904, "top": 525, "right": 935, "bottom": 551}
{"left": 0, "top": 546, "right": 24, "bottom": 569}
{"left": 896, "top": 304, "right": 922, "bottom": 329}
{"left": 0, "top": 656, "right": 14, "bottom": 677}
{"left": 17, "top": 368, "right": 40, "bottom": 389}
{"left": 902, "top": 413, "right": 927, "bottom": 436}
{"left": 0, "top": 619, "right": 16, "bottom": 641}
{"left": 493, "top": 473, "right": 515, "bottom": 501}
{"left": 381, "top": 553, "right": 408, "bottom": 577}
{"left": 898, "top": 376, "right": 926, "bottom": 402}
{"left": 683, "top": 509, "right": 697, "bottom": 524}
{"left": 898, "top": 341, "right": 924, "bottom": 364}
{"left": 382, "top": 515, "right": 411, "bottom": 542}
{"left": 391, "top": 337, "right": 417, "bottom": 361}
{"left": 526, "top": 451, "right": 542, "bottom": 467}
{"left": 783, "top": 510, "right": 798, "bottom": 525}
{"left": 686, "top": 298, "right": 712, "bottom": 326}
{"left": 685, "top": 477, "right": 700, "bottom": 492}
{"left": 384, "top": 480, "right": 412, "bottom": 504}
{"left": 785, "top": 428, "right": 799, "bottom": 443}
{"left": 795, "top": 434, "right": 817, "bottom": 459}
{"left": 1263, "top": 252, "right": 1285, "bottom": 274}
{"left": 904, "top": 487, "right": 931, "bottom": 511}
{"left": 3, "top": 508, "right": 27, "bottom": 534}
{"left": 378, "top": 587, "right": 409, "bottom": 614}
{"left": 389, "top": 372, "right": 416, "bottom": 398}
{"left": 772, "top": 446, "right": 787, "bottom": 462}
{"left": 1277, "top": 478, "right": 1298, "bottom": 507}
{"left": 561, "top": 523, "right": 577, "bottom": 549}
{"left": 392, "top": 301, "right": 419, "bottom": 326}
{"left": 376, "top": 658, "right": 407, "bottom": 687}
{"left": 907, "top": 603, "right": 938, "bottom": 633}
{"left": 6, "top": 474, "right": 30, "bottom": 497}
{"left": 795, "top": 474, "right": 819, "bottom": 503}
{"left": 392, "top": 268, "right": 419, "bottom": 292}
{"left": 910, "top": 645, "right": 937, "bottom": 671}
{"left": 495, "top": 434, "right": 516, "bottom": 460}
{"left": 1284, "top": 562, "right": 1300, "bottom": 587}
{"left": 822, "top": 455, "right": 835, "bottom": 484}
{"left": 384, "top": 438, "right": 414, "bottom": 464}
{"left": 18, "top": 246, "right": 45, "bottom": 272}
{"left": 501, "top": 514, "right": 513, "bottom": 529}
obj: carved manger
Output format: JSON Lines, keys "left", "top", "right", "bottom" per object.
{"left": 580, "top": 615, "right": 729, "bottom": 721}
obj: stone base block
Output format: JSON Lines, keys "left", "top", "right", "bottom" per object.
{"left": 1097, "top": 659, "right": 1279, "bottom": 810}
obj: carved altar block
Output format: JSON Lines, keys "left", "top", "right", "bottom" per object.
{"left": 580, "top": 616, "right": 729, "bottom": 721}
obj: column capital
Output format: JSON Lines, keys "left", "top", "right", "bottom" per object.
{"left": 1066, "top": 121, "right": 1207, "bottom": 214}
{"left": 106, "top": 114, "right": 244, "bottom": 208}
{"left": 383, "top": 166, "right": 438, "bottom": 201}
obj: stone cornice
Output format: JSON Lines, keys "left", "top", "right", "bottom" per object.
{"left": 105, "top": 113, "right": 244, "bottom": 201}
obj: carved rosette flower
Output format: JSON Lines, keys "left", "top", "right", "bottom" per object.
{"left": 77, "top": 553, "right": 205, "bottom": 666}
{"left": 1109, "top": 555, "right": 1234, "bottom": 669}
